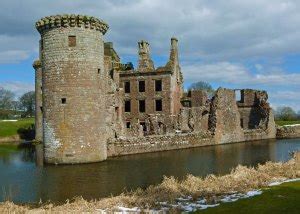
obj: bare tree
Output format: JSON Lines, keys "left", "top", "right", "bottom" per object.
{"left": 276, "top": 106, "right": 297, "bottom": 121}
{"left": 0, "top": 87, "right": 15, "bottom": 110}
{"left": 188, "top": 81, "right": 215, "bottom": 97}
{"left": 19, "top": 91, "right": 35, "bottom": 117}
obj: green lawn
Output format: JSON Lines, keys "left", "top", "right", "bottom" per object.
{"left": 197, "top": 181, "right": 300, "bottom": 214}
{"left": 0, "top": 118, "right": 35, "bottom": 137}
{"left": 0, "top": 144, "right": 19, "bottom": 155}
{"left": 275, "top": 120, "right": 300, "bottom": 126}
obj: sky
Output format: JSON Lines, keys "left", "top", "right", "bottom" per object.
{"left": 0, "top": 0, "right": 299, "bottom": 111}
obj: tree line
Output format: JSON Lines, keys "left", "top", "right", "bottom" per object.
{"left": 0, "top": 87, "right": 35, "bottom": 119}
{"left": 274, "top": 106, "right": 300, "bottom": 121}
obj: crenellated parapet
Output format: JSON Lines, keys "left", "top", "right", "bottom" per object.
{"left": 35, "top": 14, "right": 109, "bottom": 34}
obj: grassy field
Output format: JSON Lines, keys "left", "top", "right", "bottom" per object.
{"left": 0, "top": 118, "right": 34, "bottom": 138}
{"left": 199, "top": 181, "right": 300, "bottom": 214}
{"left": 275, "top": 120, "right": 300, "bottom": 126}
{"left": 0, "top": 144, "right": 19, "bottom": 156}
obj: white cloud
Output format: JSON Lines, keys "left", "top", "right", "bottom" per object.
{"left": 0, "top": 35, "right": 37, "bottom": 63}
{"left": 0, "top": 82, "right": 34, "bottom": 97}
{"left": 1, "top": 0, "right": 300, "bottom": 61}
{"left": 182, "top": 62, "right": 250, "bottom": 84}
{"left": 182, "top": 61, "right": 300, "bottom": 87}
{"left": 0, "top": 50, "right": 30, "bottom": 64}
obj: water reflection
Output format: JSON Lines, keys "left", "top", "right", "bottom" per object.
{"left": 0, "top": 138, "right": 299, "bottom": 203}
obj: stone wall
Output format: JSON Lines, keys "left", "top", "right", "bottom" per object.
{"left": 237, "top": 89, "right": 271, "bottom": 130}
{"left": 277, "top": 125, "right": 300, "bottom": 139}
{"left": 209, "top": 88, "right": 245, "bottom": 144}
{"left": 179, "top": 107, "right": 209, "bottom": 133}
{"left": 120, "top": 71, "right": 173, "bottom": 124}
{"left": 190, "top": 90, "right": 208, "bottom": 107}
{"left": 107, "top": 133, "right": 214, "bottom": 157}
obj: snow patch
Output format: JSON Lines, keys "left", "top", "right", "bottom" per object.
{"left": 269, "top": 178, "right": 300, "bottom": 186}
{"left": 246, "top": 190, "right": 262, "bottom": 197}
{"left": 283, "top": 124, "right": 300, "bottom": 127}
{"left": 117, "top": 206, "right": 141, "bottom": 212}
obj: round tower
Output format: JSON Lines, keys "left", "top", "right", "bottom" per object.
{"left": 36, "top": 14, "right": 109, "bottom": 164}
{"left": 33, "top": 59, "right": 43, "bottom": 142}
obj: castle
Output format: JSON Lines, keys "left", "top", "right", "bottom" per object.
{"left": 33, "top": 14, "right": 276, "bottom": 164}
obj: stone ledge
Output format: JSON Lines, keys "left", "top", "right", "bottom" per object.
{"left": 36, "top": 14, "right": 109, "bottom": 34}
{"left": 32, "top": 59, "right": 41, "bottom": 69}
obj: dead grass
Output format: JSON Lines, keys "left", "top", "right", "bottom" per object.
{"left": 1, "top": 152, "right": 299, "bottom": 213}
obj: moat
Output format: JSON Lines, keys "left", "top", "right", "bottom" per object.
{"left": 0, "top": 138, "right": 299, "bottom": 204}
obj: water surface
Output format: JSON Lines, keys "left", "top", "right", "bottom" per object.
{"left": 0, "top": 138, "right": 299, "bottom": 203}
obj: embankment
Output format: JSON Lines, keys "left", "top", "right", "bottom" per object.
{"left": 108, "top": 129, "right": 275, "bottom": 157}
{"left": 0, "top": 135, "right": 20, "bottom": 144}
{"left": 277, "top": 124, "right": 300, "bottom": 139}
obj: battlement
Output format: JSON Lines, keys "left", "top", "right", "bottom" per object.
{"left": 35, "top": 14, "right": 109, "bottom": 34}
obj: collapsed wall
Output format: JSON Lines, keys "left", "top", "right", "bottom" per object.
{"left": 209, "top": 88, "right": 245, "bottom": 144}
{"left": 237, "top": 89, "right": 276, "bottom": 140}
{"left": 108, "top": 87, "right": 277, "bottom": 157}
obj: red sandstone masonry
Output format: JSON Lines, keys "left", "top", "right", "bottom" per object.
{"left": 36, "top": 15, "right": 111, "bottom": 164}
{"left": 107, "top": 133, "right": 214, "bottom": 157}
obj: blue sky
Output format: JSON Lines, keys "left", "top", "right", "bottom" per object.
{"left": 0, "top": 0, "right": 299, "bottom": 111}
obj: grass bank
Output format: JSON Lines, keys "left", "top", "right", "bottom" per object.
{"left": 275, "top": 120, "right": 300, "bottom": 126}
{"left": 0, "top": 153, "right": 299, "bottom": 213}
{"left": 0, "top": 118, "right": 34, "bottom": 138}
{"left": 199, "top": 181, "right": 300, "bottom": 214}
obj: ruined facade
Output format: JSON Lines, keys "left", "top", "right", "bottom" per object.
{"left": 118, "top": 38, "right": 183, "bottom": 137}
{"left": 34, "top": 14, "right": 276, "bottom": 164}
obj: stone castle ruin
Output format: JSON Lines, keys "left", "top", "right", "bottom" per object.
{"left": 33, "top": 14, "right": 276, "bottom": 164}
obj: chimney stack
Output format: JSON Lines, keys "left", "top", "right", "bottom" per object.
{"left": 137, "top": 40, "right": 154, "bottom": 72}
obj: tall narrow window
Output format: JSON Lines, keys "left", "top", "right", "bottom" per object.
{"left": 139, "top": 100, "right": 146, "bottom": 113}
{"left": 115, "top": 107, "right": 119, "bottom": 120}
{"left": 61, "top": 98, "right": 66, "bottom": 104}
{"left": 124, "top": 81, "right": 130, "bottom": 93}
{"left": 126, "top": 121, "right": 131, "bottom": 128}
{"left": 139, "top": 80, "right": 145, "bottom": 92}
{"left": 68, "top": 36, "right": 76, "bottom": 47}
{"left": 155, "top": 80, "right": 162, "bottom": 91}
{"left": 155, "top": 99, "right": 162, "bottom": 111}
{"left": 125, "top": 100, "right": 131, "bottom": 112}
{"left": 140, "top": 122, "right": 147, "bottom": 131}
{"left": 40, "top": 39, "right": 43, "bottom": 50}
